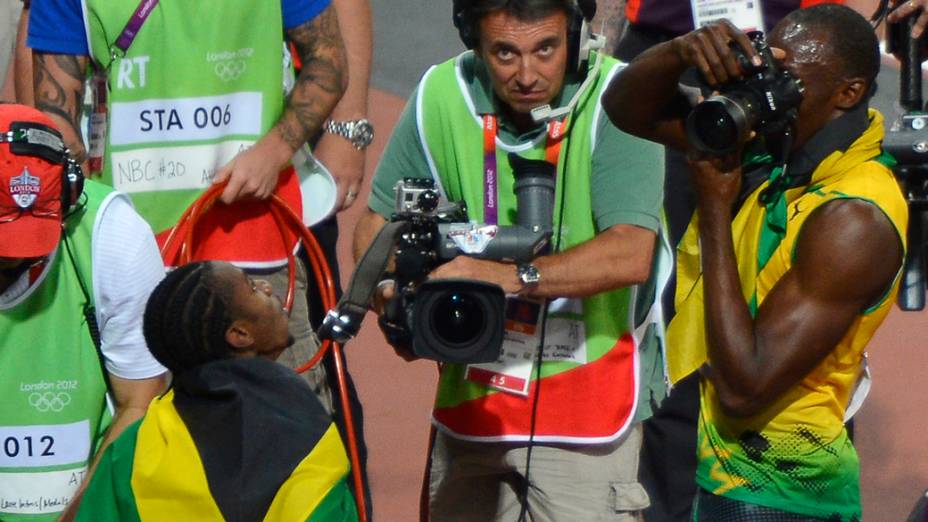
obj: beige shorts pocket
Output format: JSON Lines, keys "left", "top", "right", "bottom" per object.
{"left": 611, "top": 481, "right": 650, "bottom": 512}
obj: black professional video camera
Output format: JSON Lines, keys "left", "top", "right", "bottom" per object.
{"left": 379, "top": 154, "right": 556, "bottom": 364}
{"left": 882, "top": 15, "right": 928, "bottom": 310}
{"left": 685, "top": 31, "right": 805, "bottom": 155}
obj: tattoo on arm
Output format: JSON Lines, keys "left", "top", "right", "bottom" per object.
{"left": 279, "top": 5, "right": 348, "bottom": 150}
{"left": 593, "top": 0, "right": 627, "bottom": 57}
{"left": 33, "top": 52, "right": 89, "bottom": 163}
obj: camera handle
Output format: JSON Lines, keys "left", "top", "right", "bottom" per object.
{"left": 318, "top": 220, "right": 412, "bottom": 343}
{"left": 887, "top": 14, "right": 928, "bottom": 310}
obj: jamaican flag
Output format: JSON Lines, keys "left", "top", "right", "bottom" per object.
{"left": 75, "top": 358, "right": 358, "bottom": 521}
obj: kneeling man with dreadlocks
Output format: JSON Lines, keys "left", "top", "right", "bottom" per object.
{"left": 75, "top": 261, "right": 358, "bottom": 521}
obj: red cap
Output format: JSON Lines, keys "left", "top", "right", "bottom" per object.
{"left": 0, "top": 104, "right": 65, "bottom": 259}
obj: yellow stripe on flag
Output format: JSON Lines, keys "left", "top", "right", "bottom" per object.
{"left": 263, "top": 423, "right": 350, "bottom": 521}
{"left": 131, "top": 390, "right": 226, "bottom": 521}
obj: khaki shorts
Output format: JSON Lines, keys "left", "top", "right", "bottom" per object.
{"left": 246, "top": 259, "right": 333, "bottom": 414}
{"left": 429, "top": 425, "right": 650, "bottom": 522}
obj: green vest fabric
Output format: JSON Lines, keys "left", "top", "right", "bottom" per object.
{"left": 83, "top": 0, "right": 286, "bottom": 234}
{"left": 425, "top": 53, "right": 643, "bottom": 442}
{"left": 0, "top": 180, "right": 115, "bottom": 521}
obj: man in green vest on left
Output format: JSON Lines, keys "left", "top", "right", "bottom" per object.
{"left": 0, "top": 103, "right": 168, "bottom": 521}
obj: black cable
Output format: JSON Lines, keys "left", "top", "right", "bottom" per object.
{"left": 870, "top": 0, "right": 892, "bottom": 29}
{"left": 517, "top": 131, "right": 572, "bottom": 522}
{"left": 59, "top": 194, "right": 113, "bottom": 395}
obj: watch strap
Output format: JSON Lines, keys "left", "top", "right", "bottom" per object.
{"left": 323, "top": 118, "right": 374, "bottom": 150}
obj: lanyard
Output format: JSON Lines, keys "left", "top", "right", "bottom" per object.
{"left": 482, "top": 115, "right": 566, "bottom": 225}
{"left": 113, "top": 0, "right": 160, "bottom": 56}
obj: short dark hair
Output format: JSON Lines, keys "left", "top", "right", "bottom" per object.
{"left": 454, "top": 0, "right": 579, "bottom": 48}
{"left": 776, "top": 4, "right": 880, "bottom": 85}
{"left": 143, "top": 261, "right": 238, "bottom": 373}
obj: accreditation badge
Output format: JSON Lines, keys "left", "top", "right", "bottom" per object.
{"left": 464, "top": 297, "right": 587, "bottom": 397}
{"left": 87, "top": 73, "right": 108, "bottom": 178}
{"left": 691, "top": 0, "right": 764, "bottom": 31}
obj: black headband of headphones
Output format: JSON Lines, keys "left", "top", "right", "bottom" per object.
{"left": 2, "top": 121, "right": 72, "bottom": 166}
{"left": 2, "top": 121, "right": 85, "bottom": 211}
{"left": 453, "top": 0, "right": 597, "bottom": 49}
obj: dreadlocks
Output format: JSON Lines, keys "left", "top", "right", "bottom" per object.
{"left": 143, "top": 261, "right": 237, "bottom": 373}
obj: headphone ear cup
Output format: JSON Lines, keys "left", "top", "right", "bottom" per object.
{"left": 566, "top": 8, "right": 583, "bottom": 73}
{"left": 573, "top": 17, "right": 593, "bottom": 73}
{"left": 453, "top": 0, "right": 477, "bottom": 49}
{"left": 568, "top": 0, "right": 596, "bottom": 73}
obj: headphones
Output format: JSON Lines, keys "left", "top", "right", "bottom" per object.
{"left": 2, "top": 121, "right": 85, "bottom": 214}
{"left": 452, "top": 0, "right": 598, "bottom": 74}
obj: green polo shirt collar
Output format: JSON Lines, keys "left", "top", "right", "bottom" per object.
{"left": 461, "top": 51, "right": 583, "bottom": 142}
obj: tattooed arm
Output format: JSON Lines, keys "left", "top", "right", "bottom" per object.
{"left": 593, "top": 0, "right": 626, "bottom": 57}
{"left": 311, "top": 0, "right": 372, "bottom": 211}
{"left": 32, "top": 51, "right": 90, "bottom": 167}
{"left": 214, "top": 4, "right": 348, "bottom": 204}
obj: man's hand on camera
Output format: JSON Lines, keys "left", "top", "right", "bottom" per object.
{"left": 671, "top": 19, "right": 761, "bottom": 86}
{"left": 889, "top": 0, "right": 928, "bottom": 39}
{"left": 428, "top": 257, "right": 523, "bottom": 295}
{"left": 371, "top": 279, "right": 396, "bottom": 316}
{"left": 370, "top": 279, "right": 420, "bottom": 362}
{"left": 687, "top": 150, "right": 743, "bottom": 213}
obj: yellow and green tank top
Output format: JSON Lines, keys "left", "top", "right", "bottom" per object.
{"left": 668, "top": 109, "right": 907, "bottom": 520}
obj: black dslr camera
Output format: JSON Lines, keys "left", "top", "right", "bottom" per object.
{"left": 686, "top": 31, "right": 805, "bottom": 155}
{"left": 380, "top": 154, "right": 556, "bottom": 364}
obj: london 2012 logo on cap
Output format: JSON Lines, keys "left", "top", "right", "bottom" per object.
{"left": 10, "top": 167, "right": 41, "bottom": 209}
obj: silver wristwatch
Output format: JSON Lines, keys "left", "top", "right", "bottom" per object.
{"left": 323, "top": 118, "right": 374, "bottom": 150}
{"left": 517, "top": 263, "right": 541, "bottom": 288}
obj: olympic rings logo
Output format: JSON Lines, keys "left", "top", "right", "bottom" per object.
{"left": 214, "top": 60, "right": 247, "bottom": 82}
{"left": 28, "top": 392, "right": 72, "bottom": 413}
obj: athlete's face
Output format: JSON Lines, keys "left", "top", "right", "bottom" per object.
{"left": 212, "top": 262, "right": 293, "bottom": 360}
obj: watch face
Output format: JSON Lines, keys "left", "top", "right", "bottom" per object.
{"left": 351, "top": 121, "right": 374, "bottom": 147}
{"left": 519, "top": 264, "right": 540, "bottom": 285}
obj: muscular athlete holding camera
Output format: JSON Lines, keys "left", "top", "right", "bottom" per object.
{"left": 603, "top": 4, "right": 906, "bottom": 520}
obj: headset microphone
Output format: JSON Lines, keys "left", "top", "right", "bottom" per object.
{"left": 529, "top": 42, "right": 605, "bottom": 124}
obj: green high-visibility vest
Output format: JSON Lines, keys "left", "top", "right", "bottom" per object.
{"left": 84, "top": 0, "right": 286, "bottom": 234}
{"left": 0, "top": 181, "right": 116, "bottom": 521}
{"left": 425, "top": 52, "right": 642, "bottom": 442}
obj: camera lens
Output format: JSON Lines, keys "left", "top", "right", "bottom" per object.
{"left": 412, "top": 279, "right": 505, "bottom": 364}
{"left": 693, "top": 105, "right": 738, "bottom": 152}
{"left": 430, "top": 292, "right": 486, "bottom": 346}
{"left": 686, "top": 95, "right": 753, "bottom": 154}
{"left": 417, "top": 189, "right": 439, "bottom": 213}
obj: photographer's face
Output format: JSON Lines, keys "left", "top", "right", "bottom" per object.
{"left": 476, "top": 9, "right": 569, "bottom": 123}
{"left": 768, "top": 25, "right": 845, "bottom": 148}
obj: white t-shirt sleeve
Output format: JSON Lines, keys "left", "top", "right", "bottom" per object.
{"left": 92, "top": 194, "right": 167, "bottom": 380}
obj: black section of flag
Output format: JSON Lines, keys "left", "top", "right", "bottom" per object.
{"left": 172, "top": 357, "right": 332, "bottom": 522}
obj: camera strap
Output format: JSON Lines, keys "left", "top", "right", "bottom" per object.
{"left": 111, "top": 0, "right": 160, "bottom": 58}
{"left": 482, "top": 115, "right": 566, "bottom": 225}
{"left": 318, "top": 220, "right": 411, "bottom": 343}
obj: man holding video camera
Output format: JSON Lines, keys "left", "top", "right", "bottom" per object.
{"left": 603, "top": 4, "right": 906, "bottom": 520}
{"left": 353, "top": 0, "right": 665, "bottom": 519}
